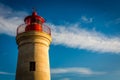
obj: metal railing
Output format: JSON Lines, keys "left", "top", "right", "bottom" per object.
{"left": 17, "top": 24, "right": 51, "bottom": 35}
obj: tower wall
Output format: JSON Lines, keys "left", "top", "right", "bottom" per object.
{"left": 16, "top": 31, "right": 52, "bottom": 80}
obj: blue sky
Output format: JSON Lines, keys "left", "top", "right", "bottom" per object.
{"left": 0, "top": 0, "right": 120, "bottom": 80}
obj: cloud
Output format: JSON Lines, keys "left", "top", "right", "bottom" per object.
{"left": 0, "top": 3, "right": 27, "bottom": 36}
{"left": 51, "top": 67, "right": 106, "bottom": 75}
{"left": 60, "top": 78, "right": 70, "bottom": 80}
{"left": 105, "top": 18, "right": 120, "bottom": 27}
{"left": 0, "top": 71, "right": 15, "bottom": 75}
{"left": 0, "top": 3, "right": 120, "bottom": 53}
{"left": 48, "top": 23, "right": 120, "bottom": 53}
{"left": 81, "top": 16, "right": 93, "bottom": 23}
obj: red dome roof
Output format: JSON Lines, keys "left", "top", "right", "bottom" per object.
{"left": 24, "top": 11, "right": 45, "bottom": 24}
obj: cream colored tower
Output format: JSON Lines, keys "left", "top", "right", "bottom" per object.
{"left": 16, "top": 11, "right": 52, "bottom": 80}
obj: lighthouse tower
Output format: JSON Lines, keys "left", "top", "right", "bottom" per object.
{"left": 16, "top": 11, "right": 52, "bottom": 80}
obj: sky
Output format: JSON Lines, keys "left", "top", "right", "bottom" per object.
{"left": 0, "top": 0, "right": 120, "bottom": 80}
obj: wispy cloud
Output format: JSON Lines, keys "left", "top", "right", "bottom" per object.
{"left": 60, "top": 78, "right": 70, "bottom": 80}
{"left": 51, "top": 67, "right": 106, "bottom": 75}
{"left": 0, "top": 71, "right": 15, "bottom": 75}
{"left": 105, "top": 18, "right": 120, "bottom": 27}
{"left": 49, "top": 23, "right": 120, "bottom": 53}
{"left": 81, "top": 16, "right": 93, "bottom": 23}
{"left": 0, "top": 3, "right": 120, "bottom": 53}
{"left": 0, "top": 3, "right": 27, "bottom": 36}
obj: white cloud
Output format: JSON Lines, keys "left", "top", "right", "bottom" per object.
{"left": 0, "top": 71, "right": 14, "bottom": 75}
{"left": 106, "top": 18, "right": 120, "bottom": 27}
{"left": 60, "top": 78, "right": 70, "bottom": 80}
{"left": 81, "top": 16, "right": 93, "bottom": 23}
{"left": 51, "top": 67, "right": 106, "bottom": 75}
{"left": 48, "top": 23, "right": 120, "bottom": 53}
{"left": 0, "top": 3, "right": 120, "bottom": 53}
{"left": 0, "top": 3, "right": 27, "bottom": 36}
{"left": 0, "top": 17, "right": 22, "bottom": 36}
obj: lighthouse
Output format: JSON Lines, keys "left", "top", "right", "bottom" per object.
{"left": 15, "top": 11, "right": 52, "bottom": 80}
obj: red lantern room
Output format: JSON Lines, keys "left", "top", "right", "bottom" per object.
{"left": 17, "top": 11, "right": 51, "bottom": 35}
